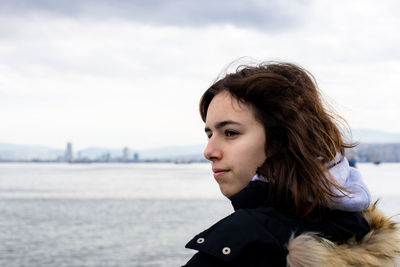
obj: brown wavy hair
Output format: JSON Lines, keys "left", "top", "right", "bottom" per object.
{"left": 200, "top": 62, "right": 354, "bottom": 219}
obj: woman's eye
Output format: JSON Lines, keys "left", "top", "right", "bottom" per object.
{"left": 225, "top": 130, "right": 238, "bottom": 137}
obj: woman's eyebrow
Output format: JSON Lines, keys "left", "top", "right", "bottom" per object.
{"left": 204, "top": 120, "right": 242, "bottom": 133}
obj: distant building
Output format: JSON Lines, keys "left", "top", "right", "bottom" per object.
{"left": 65, "top": 142, "right": 73, "bottom": 162}
{"left": 102, "top": 152, "right": 111, "bottom": 162}
{"left": 346, "top": 143, "right": 400, "bottom": 163}
{"left": 123, "top": 147, "right": 130, "bottom": 161}
{"left": 133, "top": 152, "right": 139, "bottom": 161}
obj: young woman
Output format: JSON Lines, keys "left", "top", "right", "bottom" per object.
{"left": 183, "top": 62, "right": 400, "bottom": 266}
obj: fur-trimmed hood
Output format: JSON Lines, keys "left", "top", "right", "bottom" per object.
{"left": 287, "top": 203, "right": 400, "bottom": 267}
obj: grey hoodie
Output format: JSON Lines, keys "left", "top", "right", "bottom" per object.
{"left": 252, "top": 154, "right": 371, "bottom": 212}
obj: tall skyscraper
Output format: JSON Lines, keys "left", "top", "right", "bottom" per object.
{"left": 65, "top": 142, "right": 73, "bottom": 162}
{"left": 123, "top": 147, "right": 130, "bottom": 161}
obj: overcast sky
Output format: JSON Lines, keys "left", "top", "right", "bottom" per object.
{"left": 1, "top": 0, "right": 399, "bottom": 150}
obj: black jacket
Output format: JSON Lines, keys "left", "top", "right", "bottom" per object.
{"left": 183, "top": 181, "right": 370, "bottom": 267}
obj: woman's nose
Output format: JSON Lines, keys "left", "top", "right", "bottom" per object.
{"left": 204, "top": 137, "right": 222, "bottom": 162}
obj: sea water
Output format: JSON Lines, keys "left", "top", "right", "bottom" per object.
{"left": 0, "top": 162, "right": 399, "bottom": 266}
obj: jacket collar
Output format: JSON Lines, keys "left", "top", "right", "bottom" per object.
{"left": 228, "top": 181, "right": 271, "bottom": 211}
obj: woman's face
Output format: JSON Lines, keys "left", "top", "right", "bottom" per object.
{"left": 204, "top": 91, "right": 267, "bottom": 197}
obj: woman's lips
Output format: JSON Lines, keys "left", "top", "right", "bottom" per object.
{"left": 213, "top": 170, "right": 229, "bottom": 179}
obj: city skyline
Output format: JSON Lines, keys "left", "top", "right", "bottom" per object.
{"left": 1, "top": 139, "right": 400, "bottom": 163}
{"left": 1, "top": 0, "right": 400, "bottom": 150}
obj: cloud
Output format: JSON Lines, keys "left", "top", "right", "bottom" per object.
{"left": 0, "top": 0, "right": 399, "bottom": 149}
{"left": 0, "top": 0, "right": 310, "bottom": 31}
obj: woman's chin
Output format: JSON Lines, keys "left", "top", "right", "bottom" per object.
{"left": 219, "top": 186, "right": 232, "bottom": 198}
{"left": 219, "top": 186, "right": 239, "bottom": 198}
